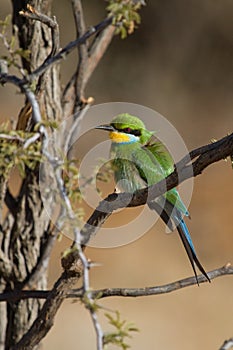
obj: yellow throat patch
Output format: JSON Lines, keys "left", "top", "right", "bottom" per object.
{"left": 109, "top": 131, "right": 131, "bottom": 143}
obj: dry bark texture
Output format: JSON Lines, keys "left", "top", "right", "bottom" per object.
{"left": 1, "top": 1, "right": 60, "bottom": 348}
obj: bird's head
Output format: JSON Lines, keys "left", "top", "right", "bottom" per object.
{"left": 95, "top": 113, "right": 154, "bottom": 145}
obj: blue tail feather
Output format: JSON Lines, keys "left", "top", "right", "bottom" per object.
{"left": 175, "top": 216, "right": 195, "bottom": 253}
{"left": 150, "top": 198, "right": 210, "bottom": 283}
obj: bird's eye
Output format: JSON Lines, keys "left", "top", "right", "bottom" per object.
{"left": 123, "top": 127, "right": 132, "bottom": 133}
{"left": 121, "top": 128, "right": 141, "bottom": 136}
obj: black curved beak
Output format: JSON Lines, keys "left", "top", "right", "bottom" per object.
{"left": 95, "top": 124, "right": 115, "bottom": 132}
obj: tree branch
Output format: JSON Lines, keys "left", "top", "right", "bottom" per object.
{"left": 71, "top": 0, "right": 88, "bottom": 103}
{"left": 62, "top": 6, "right": 115, "bottom": 120}
{"left": 84, "top": 25, "right": 115, "bottom": 88}
{"left": 0, "top": 263, "right": 232, "bottom": 303}
{"left": 91, "top": 263, "right": 233, "bottom": 298}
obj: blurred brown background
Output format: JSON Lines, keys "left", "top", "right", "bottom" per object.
{"left": 1, "top": 1, "right": 233, "bottom": 349}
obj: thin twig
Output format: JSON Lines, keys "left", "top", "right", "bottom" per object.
{"left": 20, "top": 4, "right": 60, "bottom": 57}
{"left": 0, "top": 33, "right": 25, "bottom": 77}
{"left": 19, "top": 4, "right": 58, "bottom": 30}
{"left": 23, "top": 132, "right": 40, "bottom": 148}
{"left": 71, "top": 0, "right": 88, "bottom": 103}
{"left": 90, "top": 308, "right": 104, "bottom": 350}
{"left": 85, "top": 25, "right": 116, "bottom": 88}
{"left": 72, "top": 0, "right": 87, "bottom": 37}
{"left": 1, "top": 263, "right": 233, "bottom": 303}
{"left": 64, "top": 102, "right": 91, "bottom": 156}
{"left": 62, "top": 13, "right": 114, "bottom": 116}
{"left": 91, "top": 263, "right": 233, "bottom": 298}
{"left": 0, "top": 134, "right": 25, "bottom": 142}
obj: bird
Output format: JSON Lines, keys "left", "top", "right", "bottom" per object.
{"left": 95, "top": 113, "right": 210, "bottom": 284}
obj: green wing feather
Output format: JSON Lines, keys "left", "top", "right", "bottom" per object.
{"left": 145, "top": 135, "right": 189, "bottom": 217}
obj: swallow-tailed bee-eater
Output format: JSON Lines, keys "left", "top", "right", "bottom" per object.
{"left": 96, "top": 113, "right": 209, "bottom": 283}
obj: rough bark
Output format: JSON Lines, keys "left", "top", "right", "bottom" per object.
{"left": 0, "top": 1, "right": 61, "bottom": 348}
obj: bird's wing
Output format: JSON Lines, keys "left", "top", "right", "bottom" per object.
{"left": 145, "top": 135, "right": 174, "bottom": 176}
{"left": 143, "top": 136, "right": 189, "bottom": 216}
{"left": 131, "top": 145, "right": 165, "bottom": 186}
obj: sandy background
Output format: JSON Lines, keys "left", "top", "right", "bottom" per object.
{"left": 1, "top": 1, "right": 233, "bottom": 349}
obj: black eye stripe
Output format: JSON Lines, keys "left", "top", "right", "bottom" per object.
{"left": 123, "top": 128, "right": 141, "bottom": 136}
{"left": 131, "top": 129, "right": 141, "bottom": 136}
{"left": 111, "top": 124, "right": 141, "bottom": 136}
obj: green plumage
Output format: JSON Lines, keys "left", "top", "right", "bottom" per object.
{"left": 111, "top": 114, "right": 188, "bottom": 216}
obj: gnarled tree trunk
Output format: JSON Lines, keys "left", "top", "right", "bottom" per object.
{"left": 1, "top": 1, "right": 61, "bottom": 348}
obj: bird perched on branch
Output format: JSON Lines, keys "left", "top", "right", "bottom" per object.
{"left": 96, "top": 113, "right": 210, "bottom": 284}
